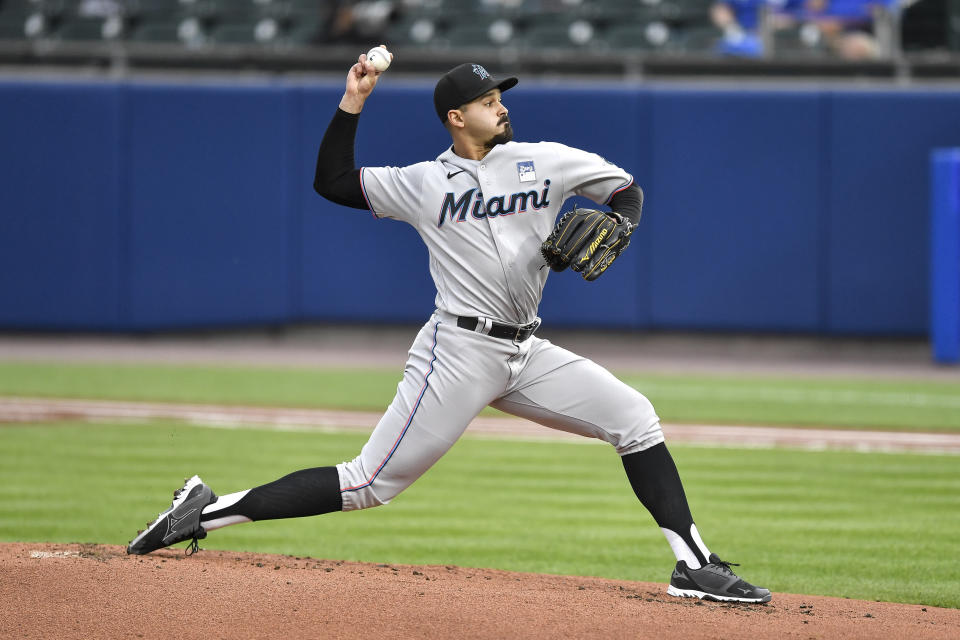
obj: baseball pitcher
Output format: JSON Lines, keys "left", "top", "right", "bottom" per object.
{"left": 127, "top": 51, "right": 771, "bottom": 604}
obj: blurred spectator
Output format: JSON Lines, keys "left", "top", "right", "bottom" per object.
{"left": 327, "top": 0, "right": 397, "bottom": 44}
{"left": 774, "top": 0, "right": 897, "bottom": 59}
{"left": 710, "top": 0, "right": 788, "bottom": 56}
{"left": 805, "top": 0, "right": 885, "bottom": 59}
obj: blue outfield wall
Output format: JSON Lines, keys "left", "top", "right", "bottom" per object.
{"left": 2, "top": 78, "right": 960, "bottom": 334}
{"left": 648, "top": 90, "right": 824, "bottom": 332}
{"left": 125, "top": 84, "right": 294, "bottom": 328}
{"left": 0, "top": 82, "right": 124, "bottom": 329}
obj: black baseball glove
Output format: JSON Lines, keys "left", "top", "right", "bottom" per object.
{"left": 540, "top": 208, "right": 635, "bottom": 281}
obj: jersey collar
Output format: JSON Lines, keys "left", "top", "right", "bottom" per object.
{"left": 437, "top": 141, "right": 515, "bottom": 171}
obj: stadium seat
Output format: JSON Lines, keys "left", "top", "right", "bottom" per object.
{"left": 437, "top": 22, "right": 492, "bottom": 47}
{"left": 680, "top": 24, "right": 724, "bottom": 52}
{"left": 130, "top": 0, "right": 217, "bottom": 22}
{"left": 603, "top": 21, "right": 680, "bottom": 51}
{"left": 210, "top": 16, "right": 289, "bottom": 45}
{"left": 58, "top": 16, "right": 116, "bottom": 41}
{"left": 771, "top": 25, "right": 829, "bottom": 57}
{"left": 0, "top": 14, "right": 27, "bottom": 39}
{"left": 394, "top": 0, "right": 445, "bottom": 22}
{"left": 584, "top": 0, "right": 662, "bottom": 20}
{"left": 199, "top": 0, "right": 258, "bottom": 21}
{"left": 0, "top": 0, "right": 29, "bottom": 12}
{"left": 600, "top": 5, "right": 674, "bottom": 27}
{"left": 242, "top": 0, "right": 288, "bottom": 20}
{"left": 210, "top": 20, "right": 257, "bottom": 44}
{"left": 952, "top": 1, "right": 960, "bottom": 51}
{"left": 130, "top": 15, "right": 207, "bottom": 45}
{"left": 238, "top": 1, "right": 328, "bottom": 43}
{"left": 658, "top": 0, "right": 712, "bottom": 24}
{"left": 133, "top": 0, "right": 184, "bottom": 14}
{"left": 18, "top": 11, "right": 51, "bottom": 38}
{"left": 385, "top": 15, "right": 442, "bottom": 46}
{"left": 1, "top": 0, "right": 65, "bottom": 21}
{"left": 282, "top": 10, "right": 323, "bottom": 44}
{"left": 441, "top": 0, "right": 488, "bottom": 16}
{"left": 129, "top": 20, "right": 180, "bottom": 42}
{"left": 439, "top": 16, "right": 520, "bottom": 48}
{"left": 2, "top": 0, "right": 63, "bottom": 13}
{"left": 285, "top": 0, "right": 328, "bottom": 14}
{"left": 524, "top": 19, "right": 599, "bottom": 50}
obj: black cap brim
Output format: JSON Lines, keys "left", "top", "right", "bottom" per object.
{"left": 467, "top": 76, "right": 518, "bottom": 105}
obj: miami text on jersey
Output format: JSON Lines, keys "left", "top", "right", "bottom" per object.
{"left": 437, "top": 180, "right": 551, "bottom": 227}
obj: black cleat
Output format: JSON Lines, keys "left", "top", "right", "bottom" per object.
{"left": 127, "top": 475, "right": 217, "bottom": 555}
{"left": 667, "top": 553, "right": 772, "bottom": 603}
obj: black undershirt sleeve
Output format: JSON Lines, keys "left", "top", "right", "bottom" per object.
{"left": 313, "top": 108, "right": 368, "bottom": 210}
{"left": 608, "top": 182, "right": 644, "bottom": 225}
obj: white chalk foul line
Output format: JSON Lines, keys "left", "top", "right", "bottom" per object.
{"left": 2, "top": 396, "right": 959, "bottom": 454}
{"left": 636, "top": 383, "right": 960, "bottom": 409}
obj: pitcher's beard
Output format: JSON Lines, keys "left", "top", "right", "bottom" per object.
{"left": 485, "top": 123, "right": 513, "bottom": 150}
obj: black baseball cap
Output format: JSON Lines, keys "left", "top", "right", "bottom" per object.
{"left": 433, "top": 63, "right": 518, "bottom": 123}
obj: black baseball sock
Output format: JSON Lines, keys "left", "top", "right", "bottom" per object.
{"left": 200, "top": 466, "right": 342, "bottom": 529}
{"left": 621, "top": 443, "right": 710, "bottom": 568}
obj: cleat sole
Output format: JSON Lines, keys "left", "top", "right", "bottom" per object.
{"left": 668, "top": 585, "right": 771, "bottom": 604}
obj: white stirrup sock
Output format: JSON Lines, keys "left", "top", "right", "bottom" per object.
{"left": 200, "top": 490, "right": 252, "bottom": 532}
{"left": 661, "top": 524, "right": 712, "bottom": 569}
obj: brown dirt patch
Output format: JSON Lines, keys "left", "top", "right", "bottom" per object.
{"left": 2, "top": 543, "right": 956, "bottom": 640}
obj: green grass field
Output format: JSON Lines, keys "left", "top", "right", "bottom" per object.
{"left": 1, "top": 359, "right": 959, "bottom": 608}
{"left": 1, "top": 421, "right": 958, "bottom": 608}
{"left": 2, "top": 361, "right": 960, "bottom": 430}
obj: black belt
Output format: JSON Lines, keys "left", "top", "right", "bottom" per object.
{"left": 457, "top": 316, "right": 541, "bottom": 342}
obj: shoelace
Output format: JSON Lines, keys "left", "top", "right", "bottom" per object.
{"left": 710, "top": 557, "right": 740, "bottom": 575}
{"left": 186, "top": 537, "right": 201, "bottom": 556}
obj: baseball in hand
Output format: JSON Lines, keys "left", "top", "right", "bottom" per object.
{"left": 366, "top": 46, "right": 392, "bottom": 72}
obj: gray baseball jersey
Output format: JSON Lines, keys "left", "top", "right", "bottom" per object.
{"left": 335, "top": 140, "right": 662, "bottom": 511}
{"left": 360, "top": 141, "right": 633, "bottom": 324}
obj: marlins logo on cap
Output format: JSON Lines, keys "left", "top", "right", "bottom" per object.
{"left": 472, "top": 65, "right": 490, "bottom": 80}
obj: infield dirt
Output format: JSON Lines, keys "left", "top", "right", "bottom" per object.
{"left": 2, "top": 542, "right": 957, "bottom": 640}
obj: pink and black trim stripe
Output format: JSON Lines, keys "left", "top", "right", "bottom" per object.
{"left": 359, "top": 167, "right": 379, "bottom": 218}
{"left": 341, "top": 320, "right": 442, "bottom": 493}
{"left": 604, "top": 177, "right": 635, "bottom": 205}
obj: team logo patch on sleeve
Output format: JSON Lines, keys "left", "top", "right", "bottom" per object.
{"left": 517, "top": 161, "right": 536, "bottom": 183}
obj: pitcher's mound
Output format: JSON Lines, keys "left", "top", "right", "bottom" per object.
{"left": 3, "top": 543, "right": 956, "bottom": 639}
